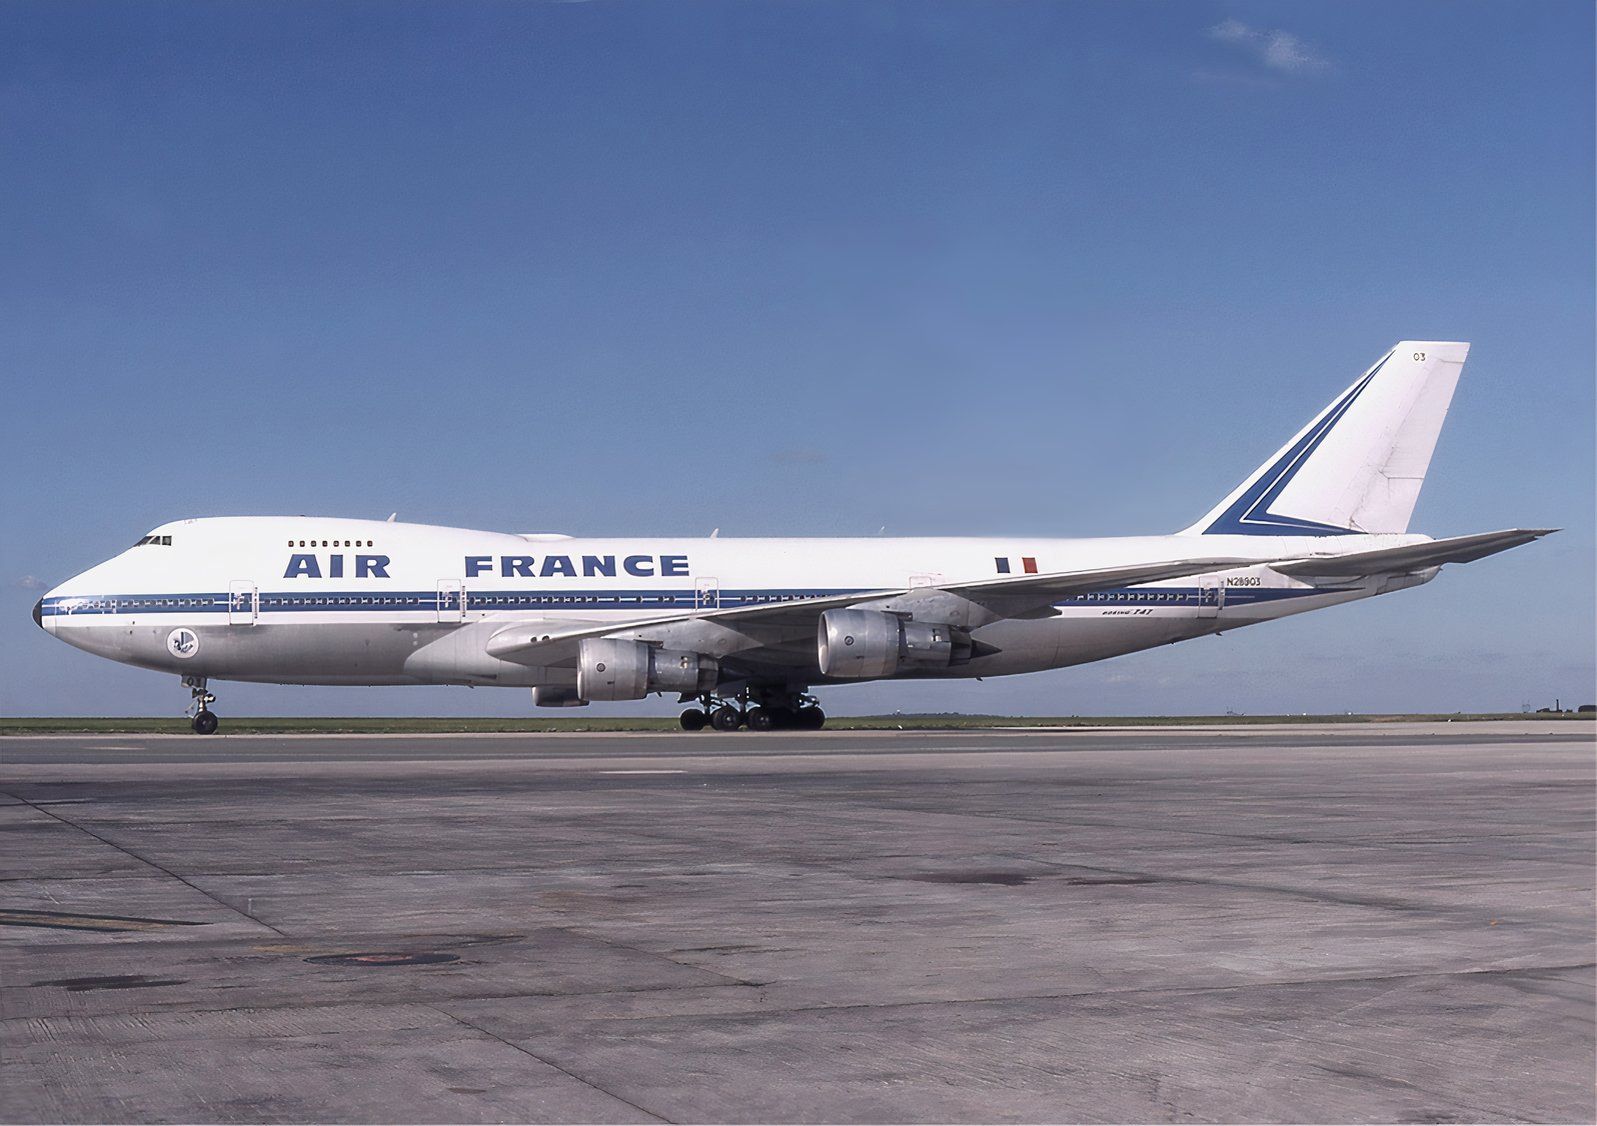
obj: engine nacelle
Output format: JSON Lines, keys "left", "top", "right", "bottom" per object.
{"left": 576, "top": 638, "right": 719, "bottom": 701}
{"left": 817, "top": 609, "right": 958, "bottom": 679}
{"left": 531, "top": 686, "right": 588, "bottom": 708}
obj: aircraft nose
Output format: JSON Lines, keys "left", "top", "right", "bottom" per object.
{"left": 32, "top": 598, "right": 42, "bottom": 629}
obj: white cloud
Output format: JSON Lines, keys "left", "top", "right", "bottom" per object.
{"left": 1208, "top": 18, "right": 1328, "bottom": 73}
{"left": 15, "top": 575, "right": 48, "bottom": 590}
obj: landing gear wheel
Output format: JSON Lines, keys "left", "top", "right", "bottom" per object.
{"left": 767, "top": 707, "right": 797, "bottom": 730}
{"left": 710, "top": 708, "right": 742, "bottom": 732}
{"left": 183, "top": 676, "right": 218, "bottom": 735}
{"left": 679, "top": 708, "right": 707, "bottom": 732}
{"left": 797, "top": 707, "right": 826, "bottom": 730}
{"left": 746, "top": 707, "right": 774, "bottom": 731}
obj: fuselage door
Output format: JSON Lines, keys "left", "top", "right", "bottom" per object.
{"left": 228, "top": 581, "right": 258, "bottom": 626}
{"left": 437, "top": 580, "right": 465, "bottom": 624}
{"left": 1196, "top": 580, "right": 1225, "bottom": 619}
{"left": 694, "top": 577, "right": 720, "bottom": 612}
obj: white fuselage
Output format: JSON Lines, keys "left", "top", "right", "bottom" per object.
{"left": 37, "top": 516, "right": 1431, "bottom": 694}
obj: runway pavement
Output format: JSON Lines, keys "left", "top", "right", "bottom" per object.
{"left": 2, "top": 723, "right": 1593, "bottom": 1123}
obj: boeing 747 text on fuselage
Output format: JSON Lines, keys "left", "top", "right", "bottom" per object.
{"left": 34, "top": 342, "right": 1552, "bottom": 733}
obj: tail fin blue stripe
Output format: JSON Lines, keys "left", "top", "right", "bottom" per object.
{"left": 1201, "top": 351, "right": 1393, "bottom": 536}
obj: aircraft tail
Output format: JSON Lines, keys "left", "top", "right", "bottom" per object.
{"left": 1182, "top": 342, "right": 1469, "bottom": 536}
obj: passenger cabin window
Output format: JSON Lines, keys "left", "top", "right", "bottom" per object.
{"left": 288, "top": 536, "right": 377, "bottom": 547}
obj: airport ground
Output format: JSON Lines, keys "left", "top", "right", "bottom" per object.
{"left": 3, "top": 711, "right": 1592, "bottom": 735}
{"left": 1, "top": 723, "right": 1593, "bottom": 1123}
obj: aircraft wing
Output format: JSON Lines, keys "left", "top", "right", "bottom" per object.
{"left": 1269, "top": 528, "right": 1556, "bottom": 578}
{"left": 930, "top": 557, "right": 1257, "bottom": 609}
{"left": 483, "top": 555, "right": 1263, "bottom": 661}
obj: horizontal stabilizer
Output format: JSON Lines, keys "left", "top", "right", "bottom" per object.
{"left": 1270, "top": 529, "right": 1556, "bottom": 577}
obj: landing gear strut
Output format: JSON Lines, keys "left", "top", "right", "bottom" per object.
{"left": 184, "top": 675, "right": 219, "bottom": 735}
{"left": 765, "top": 691, "right": 824, "bottom": 731}
{"left": 678, "top": 690, "right": 825, "bottom": 732}
{"left": 678, "top": 689, "right": 747, "bottom": 731}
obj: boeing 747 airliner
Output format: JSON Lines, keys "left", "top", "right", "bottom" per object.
{"left": 34, "top": 342, "right": 1551, "bottom": 733}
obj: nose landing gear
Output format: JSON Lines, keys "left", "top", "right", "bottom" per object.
{"left": 183, "top": 676, "right": 219, "bottom": 735}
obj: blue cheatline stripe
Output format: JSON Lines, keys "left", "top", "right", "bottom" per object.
{"left": 1054, "top": 586, "right": 1347, "bottom": 606}
{"left": 39, "top": 584, "right": 1345, "bottom": 619}
{"left": 38, "top": 588, "right": 865, "bottom": 617}
{"left": 1202, "top": 351, "right": 1394, "bottom": 536}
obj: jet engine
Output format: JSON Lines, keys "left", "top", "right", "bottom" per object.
{"left": 576, "top": 638, "right": 719, "bottom": 701}
{"left": 817, "top": 609, "right": 966, "bottom": 678}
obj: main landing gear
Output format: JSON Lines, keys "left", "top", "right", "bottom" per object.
{"left": 679, "top": 692, "right": 826, "bottom": 732}
{"left": 184, "top": 675, "right": 219, "bottom": 735}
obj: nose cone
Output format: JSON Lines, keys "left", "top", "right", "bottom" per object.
{"left": 32, "top": 598, "right": 43, "bottom": 629}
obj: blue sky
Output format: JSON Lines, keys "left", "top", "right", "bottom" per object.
{"left": 3, "top": 1, "right": 1592, "bottom": 717}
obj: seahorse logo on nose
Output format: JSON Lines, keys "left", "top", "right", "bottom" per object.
{"left": 166, "top": 629, "right": 199, "bottom": 659}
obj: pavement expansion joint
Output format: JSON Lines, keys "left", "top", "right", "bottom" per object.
{"left": 3, "top": 789, "right": 289, "bottom": 937}
{"left": 431, "top": 1005, "right": 676, "bottom": 1124}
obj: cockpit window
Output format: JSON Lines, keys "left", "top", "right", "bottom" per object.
{"left": 133, "top": 535, "right": 173, "bottom": 546}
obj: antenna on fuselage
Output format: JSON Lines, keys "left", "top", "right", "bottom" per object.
{"left": 386, "top": 513, "right": 397, "bottom": 522}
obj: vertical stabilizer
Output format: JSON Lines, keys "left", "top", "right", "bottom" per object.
{"left": 1183, "top": 342, "right": 1468, "bottom": 536}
